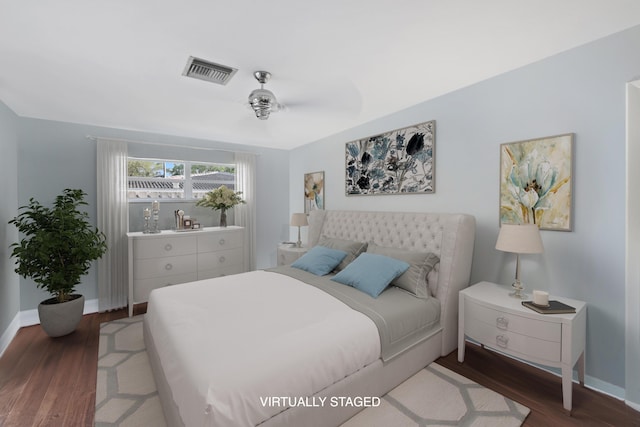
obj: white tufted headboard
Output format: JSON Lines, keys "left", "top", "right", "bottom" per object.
{"left": 307, "top": 209, "right": 476, "bottom": 356}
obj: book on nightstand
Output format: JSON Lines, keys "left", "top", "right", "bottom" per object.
{"left": 522, "top": 300, "right": 576, "bottom": 314}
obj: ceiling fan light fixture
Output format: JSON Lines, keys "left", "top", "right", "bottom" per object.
{"left": 249, "top": 88, "right": 277, "bottom": 120}
{"left": 254, "top": 109, "right": 270, "bottom": 120}
{"left": 248, "top": 88, "right": 277, "bottom": 108}
{"left": 248, "top": 70, "right": 281, "bottom": 120}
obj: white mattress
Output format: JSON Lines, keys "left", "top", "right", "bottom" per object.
{"left": 145, "top": 270, "right": 381, "bottom": 427}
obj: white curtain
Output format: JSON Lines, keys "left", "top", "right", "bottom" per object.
{"left": 96, "top": 139, "right": 129, "bottom": 311}
{"left": 234, "top": 152, "right": 257, "bottom": 271}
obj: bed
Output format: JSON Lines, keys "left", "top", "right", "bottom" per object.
{"left": 143, "top": 210, "right": 475, "bottom": 426}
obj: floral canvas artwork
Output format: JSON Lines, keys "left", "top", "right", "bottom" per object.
{"left": 500, "top": 134, "right": 573, "bottom": 231}
{"left": 304, "top": 171, "right": 324, "bottom": 213}
{"left": 345, "top": 121, "right": 435, "bottom": 195}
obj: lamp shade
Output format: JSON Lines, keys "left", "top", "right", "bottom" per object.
{"left": 290, "top": 213, "right": 308, "bottom": 227}
{"left": 495, "top": 223, "right": 543, "bottom": 254}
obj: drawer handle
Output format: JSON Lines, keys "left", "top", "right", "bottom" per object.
{"left": 165, "top": 263, "right": 173, "bottom": 271}
{"left": 164, "top": 243, "right": 173, "bottom": 251}
{"left": 219, "top": 256, "right": 226, "bottom": 263}
{"left": 496, "top": 317, "right": 509, "bottom": 330}
{"left": 496, "top": 335, "right": 509, "bottom": 348}
{"left": 219, "top": 238, "right": 226, "bottom": 245}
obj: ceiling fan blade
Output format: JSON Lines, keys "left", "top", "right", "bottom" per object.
{"left": 279, "top": 75, "right": 362, "bottom": 117}
{"left": 240, "top": 72, "right": 362, "bottom": 120}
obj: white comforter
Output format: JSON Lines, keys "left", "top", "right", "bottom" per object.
{"left": 145, "top": 270, "right": 381, "bottom": 427}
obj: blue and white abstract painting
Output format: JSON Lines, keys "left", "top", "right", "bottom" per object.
{"left": 345, "top": 121, "right": 435, "bottom": 195}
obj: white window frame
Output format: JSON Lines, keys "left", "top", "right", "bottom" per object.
{"left": 127, "top": 157, "right": 235, "bottom": 202}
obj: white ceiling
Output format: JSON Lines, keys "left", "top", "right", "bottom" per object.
{"left": 1, "top": 1, "right": 640, "bottom": 150}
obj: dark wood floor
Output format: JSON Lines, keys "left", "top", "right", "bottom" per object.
{"left": 438, "top": 344, "right": 640, "bottom": 427}
{"left": 0, "top": 307, "right": 141, "bottom": 427}
{"left": 0, "top": 308, "right": 638, "bottom": 426}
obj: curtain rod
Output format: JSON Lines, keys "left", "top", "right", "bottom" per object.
{"left": 85, "top": 135, "right": 259, "bottom": 156}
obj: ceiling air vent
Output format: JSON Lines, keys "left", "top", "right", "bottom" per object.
{"left": 182, "top": 56, "right": 238, "bottom": 85}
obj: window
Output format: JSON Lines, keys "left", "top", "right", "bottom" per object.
{"left": 127, "top": 158, "right": 235, "bottom": 201}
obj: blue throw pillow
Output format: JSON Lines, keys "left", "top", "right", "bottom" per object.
{"left": 331, "top": 253, "right": 410, "bottom": 298}
{"left": 291, "top": 246, "right": 348, "bottom": 276}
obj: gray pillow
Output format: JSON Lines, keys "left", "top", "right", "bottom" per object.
{"left": 317, "top": 236, "right": 368, "bottom": 272}
{"left": 366, "top": 243, "right": 439, "bottom": 298}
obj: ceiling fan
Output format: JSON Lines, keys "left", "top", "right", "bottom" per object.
{"left": 247, "top": 71, "right": 283, "bottom": 120}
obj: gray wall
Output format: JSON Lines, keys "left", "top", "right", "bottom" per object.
{"left": 290, "top": 25, "right": 640, "bottom": 394}
{"left": 16, "top": 119, "right": 290, "bottom": 311}
{"left": 0, "top": 100, "right": 19, "bottom": 339}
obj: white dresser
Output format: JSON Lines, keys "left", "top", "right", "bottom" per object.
{"left": 127, "top": 226, "right": 244, "bottom": 316}
{"left": 458, "top": 281, "right": 586, "bottom": 413}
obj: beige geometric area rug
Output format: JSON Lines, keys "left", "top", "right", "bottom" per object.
{"left": 96, "top": 316, "right": 530, "bottom": 427}
{"left": 343, "top": 363, "right": 530, "bottom": 427}
{"left": 96, "top": 316, "right": 166, "bottom": 427}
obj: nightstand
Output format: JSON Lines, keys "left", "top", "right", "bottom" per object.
{"left": 277, "top": 244, "right": 308, "bottom": 266}
{"left": 458, "top": 281, "right": 587, "bottom": 413}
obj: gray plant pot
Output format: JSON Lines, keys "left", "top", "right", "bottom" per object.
{"left": 37, "top": 294, "right": 85, "bottom": 337}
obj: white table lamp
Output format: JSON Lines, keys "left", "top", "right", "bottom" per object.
{"left": 495, "top": 223, "right": 544, "bottom": 298}
{"left": 290, "top": 213, "right": 308, "bottom": 248}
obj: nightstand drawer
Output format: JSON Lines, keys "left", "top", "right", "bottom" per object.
{"left": 465, "top": 319, "right": 561, "bottom": 363}
{"left": 458, "top": 281, "right": 587, "bottom": 413}
{"left": 466, "top": 300, "right": 561, "bottom": 342}
{"left": 277, "top": 244, "right": 308, "bottom": 266}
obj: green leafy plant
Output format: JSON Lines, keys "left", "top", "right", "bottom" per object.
{"left": 196, "top": 185, "right": 245, "bottom": 211}
{"left": 9, "top": 189, "right": 108, "bottom": 303}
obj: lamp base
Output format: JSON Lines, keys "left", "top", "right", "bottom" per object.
{"left": 510, "top": 280, "right": 526, "bottom": 299}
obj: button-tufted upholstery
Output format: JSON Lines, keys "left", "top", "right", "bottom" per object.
{"left": 308, "top": 209, "right": 476, "bottom": 356}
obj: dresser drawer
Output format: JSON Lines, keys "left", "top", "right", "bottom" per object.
{"left": 198, "top": 264, "right": 244, "bottom": 280}
{"left": 127, "top": 227, "right": 245, "bottom": 317}
{"left": 466, "top": 301, "right": 561, "bottom": 342}
{"left": 133, "top": 236, "right": 197, "bottom": 259}
{"left": 197, "top": 247, "right": 243, "bottom": 272}
{"left": 197, "top": 230, "right": 243, "bottom": 252}
{"left": 133, "top": 254, "right": 197, "bottom": 279}
{"left": 133, "top": 272, "right": 198, "bottom": 302}
{"left": 465, "top": 319, "right": 561, "bottom": 363}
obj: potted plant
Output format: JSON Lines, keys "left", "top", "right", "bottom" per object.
{"left": 196, "top": 185, "right": 245, "bottom": 227}
{"left": 9, "top": 189, "right": 107, "bottom": 337}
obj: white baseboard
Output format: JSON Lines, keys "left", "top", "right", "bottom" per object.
{"left": 468, "top": 340, "right": 627, "bottom": 403}
{"left": 1, "top": 299, "right": 99, "bottom": 357}
{"left": 20, "top": 307, "right": 40, "bottom": 327}
{"left": 583, "top": 374, "right": 625, "bottom": 402}
{"left": 0, "top": 312, "right": 21, "bottom": 358}
{"left": 625, "top": 399, "right": 640, "bottom": 412}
